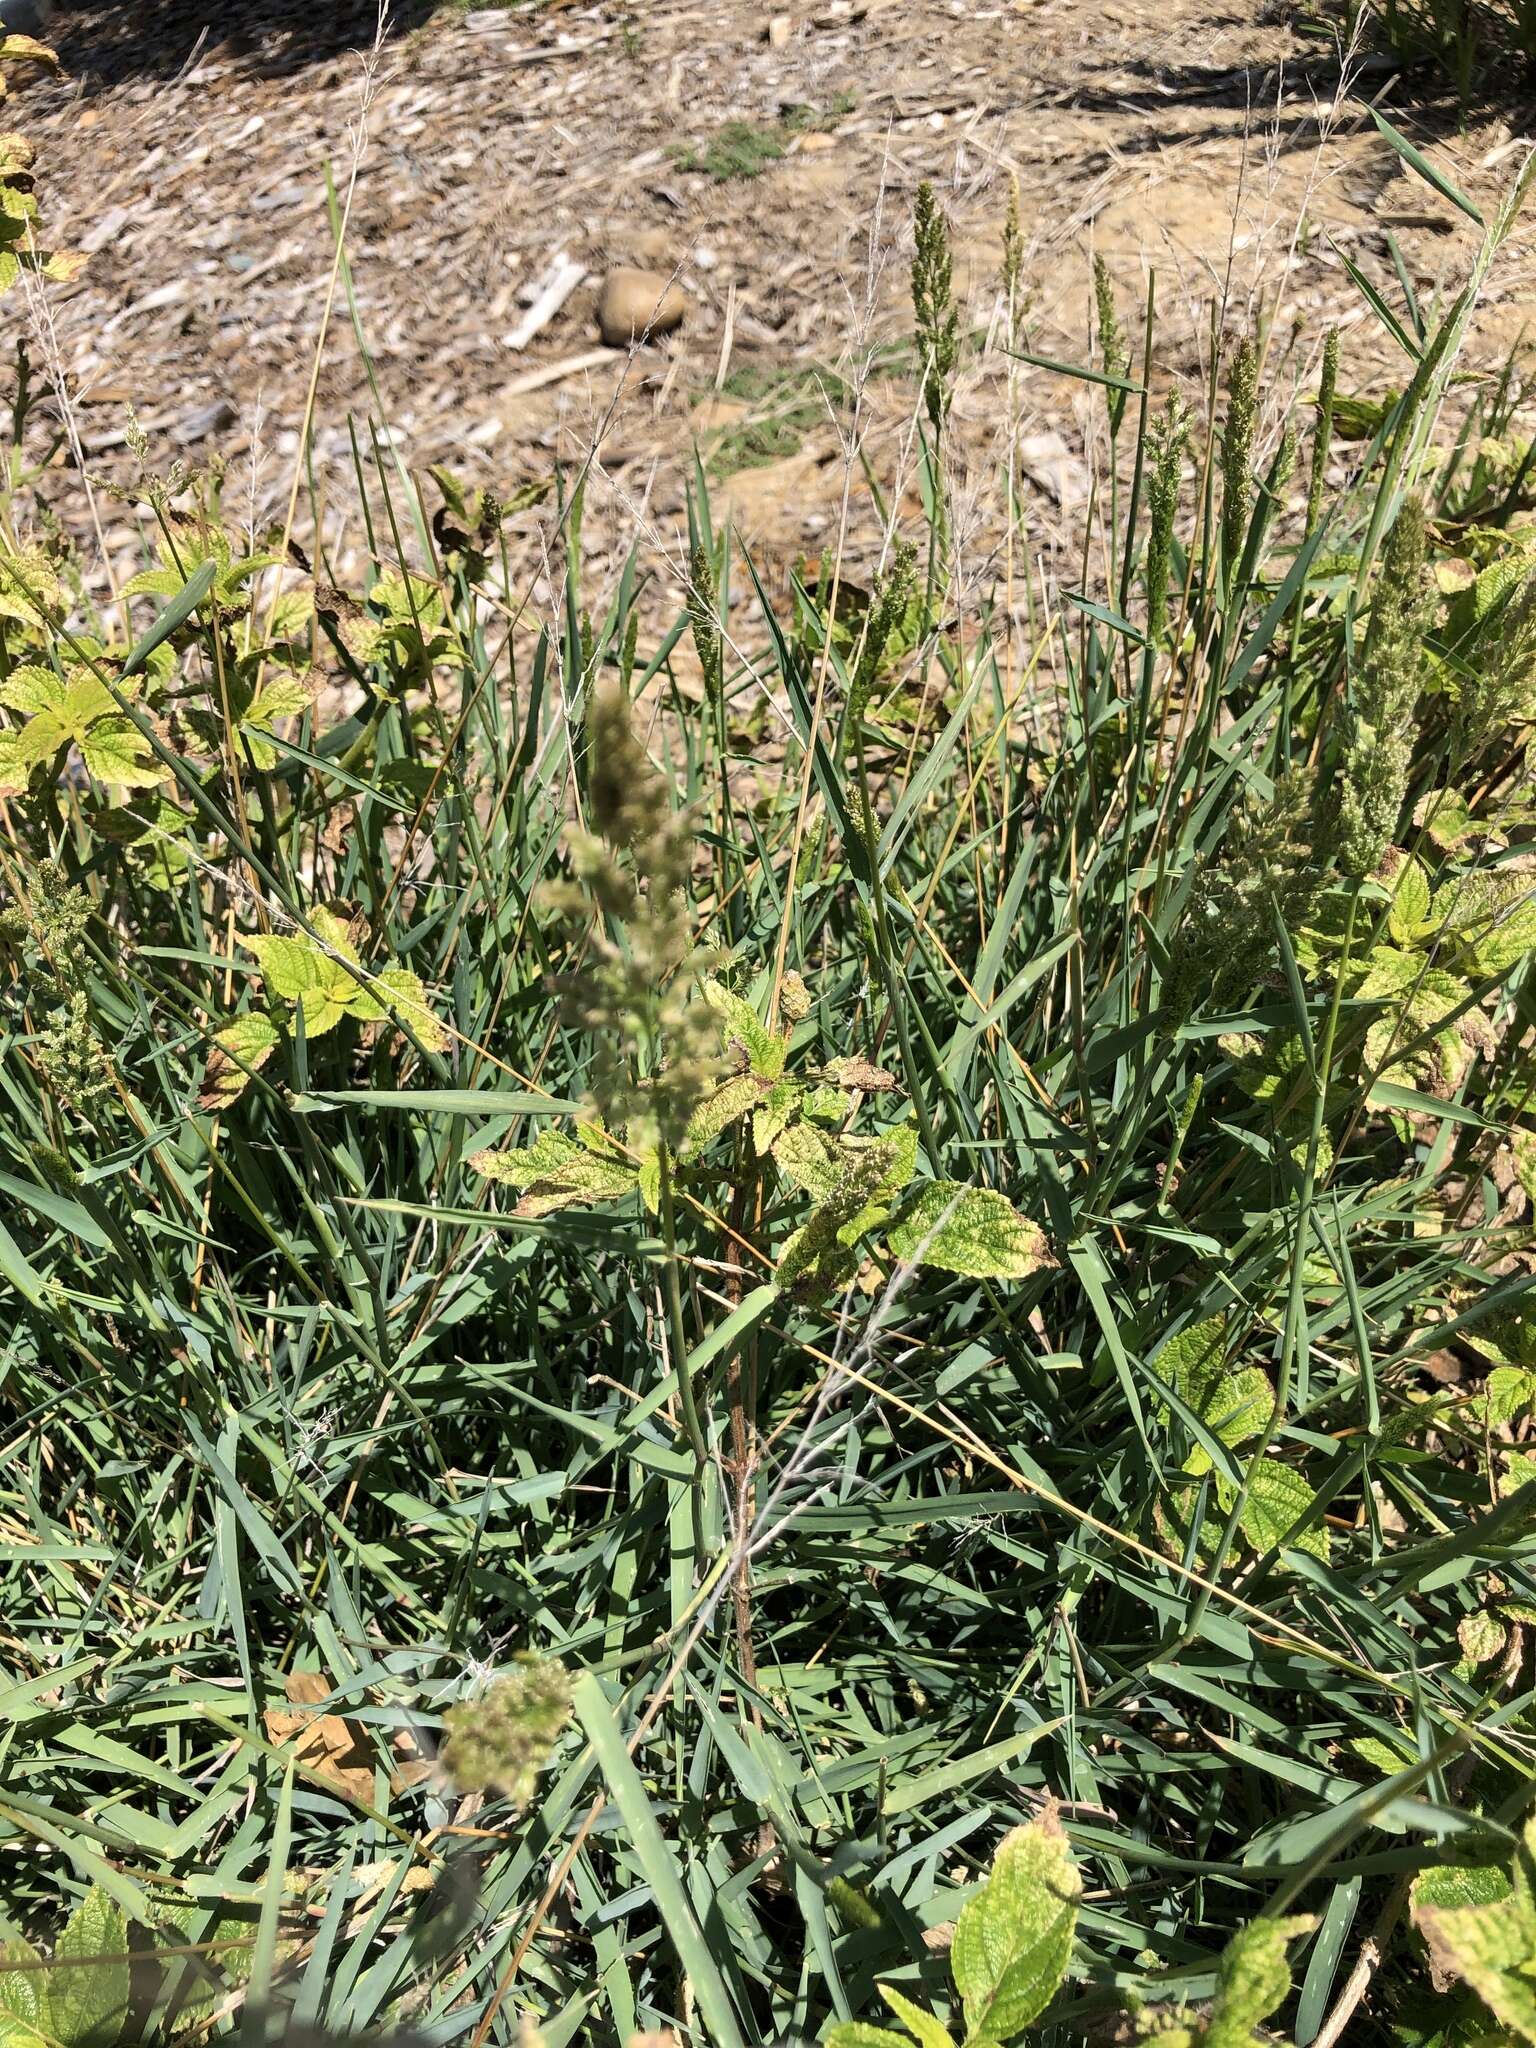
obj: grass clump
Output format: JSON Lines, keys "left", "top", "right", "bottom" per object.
{"left": 8, "top": 74, "right": 1536, "bottom": 2048}
{"left": 674, "top": 98, "right": 856, "bottom": 182}
{"left": 693, "top": 359, "right": 850, "bottom": 473}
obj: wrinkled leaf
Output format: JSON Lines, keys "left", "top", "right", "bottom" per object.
{"left": 950, "top": 1811, "right": 1079, "bottom": 2043}
{"left": 887, "top": 1182, "right": 1043, "bottom": 1281}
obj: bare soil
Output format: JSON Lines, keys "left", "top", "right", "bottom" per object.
{"left": 19, "top": 0, "right": 1536, "bottom": 606}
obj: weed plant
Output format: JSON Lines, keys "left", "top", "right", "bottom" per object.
{"left": 3, "top": 54, "right": 1536, "bottom": 2048}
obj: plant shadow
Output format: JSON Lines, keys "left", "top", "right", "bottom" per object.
{"left": 50, "top": 0, "right": 452, "bottom": 95}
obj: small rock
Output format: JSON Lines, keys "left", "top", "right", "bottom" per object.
{"left": 765, "top": 12, "right": 794, "bottom": 44}
{"left": 596, "top": 267, "right": 686, "bottom": 349}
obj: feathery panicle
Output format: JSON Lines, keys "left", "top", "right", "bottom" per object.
{"left": 550, "top": 681, "right": 719, "bottom": 1148}
{"left": 1306, "top": 328, "right": 1340, "bottom": 538}
{"left": 1455, "top": 569, "right": 1536, "bottom": 767}
{"left": 1, "top": 860, "right": 114, "bottom": 1117}
{"left": 912, "top": 181, "right": 958, "bottom": 433}
{"left": 687, "top": 540, "right": 724, "bottom": 707}
{"left": 848, "top": 540, "right": 919, "bottom": 738}
{"left": 440, "top": 1656, "right": 572, "bottom": 1807}
{"left": 1333, "top": 496, "right": 1432, "bottom": 879}
{"left": 1163, "top": 770, "right": 1321, "bottom": 1022}
{"left": 1001, "top": 174, "right": 1025, "bottom": 336}
{"left": 1220, "top": 333, "right": 1259, "bottom": 585}
{"left": 1145, "top": 396, "right": 1189, "bottom": 646}
{"left": 1093, "top": 253, "right": 1128, "bottom": 433}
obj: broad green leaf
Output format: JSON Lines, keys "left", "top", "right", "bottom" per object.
{"left": 752, "top": 1077, "right": 803, "bottom": 1155}
{"left": 0, "top": 1941, "right": 50, "bottom": 2048}
{"left": 684, "top": 1073, "right": 763, "bottom": 1154}
{"left": 49, "top": 1889, "right": 129, "bottom": 2048}
{"left": 1349, "top": 1733, "right": 1416, "bottom": 1774}
{"left": 1154, "top": 1317, "right": 1274, "bottom": 1475}
{"left": 1416, "top": 787, "right": 1481, "bottom": 850}
{"left": 1458, "top": 1609, "right": 1507, "bottom": 1669}
{"left": 1201, "top": 1915, "right": 1313, "bottom": 2048}
{"left": 824, "top": 2029, "right": 910, "bottom": 2048}
{"left": 704, "top": 979, "right": 788, "bottom": 1080}
{"left": 0, "top": 546, "right": 62, "bottom": 626}
{"left": 772, "top": 1122, "right": 839, "bottom": 1199}
{"left": 950, "top": 1813, "right": 1079, "bottom": 2044}
{"left": 372, "top": 966, "right": 450, "bottom": 1053}
{"left": 1412, "top": 1863, "right": 1514, "bottom": 1912}
{"left": 1471, "top": 895, "right": 1536, "bottom": 977}
{"left": 0, "top": 660, "right": 162, "bottom": 791}
{"left": 1413, "top": 1818, "right": 1536, "bottom": 2043}
{"left": 198, "top": 1012, "right": 281, "bottom": 1111}
{"left": 776, "top": 1128, "right": 917, "bottom": 1293}
{"left": 78, "top": 716, "right": 162, "bottom": 789}
{"left": 1488, "top": 1365, "right": 1536, "bottom": 1428}
{"left": 887, "top": 1183, "right": 1043, "bottom": 1281}
{"left": 241, "top": 915, "right": 441, "bottom": 1048}
{"left": 470, "top": 1125, "right": 638, "bottom": 1217}
{"left": 876, "top": 1985, "right": 956, "bottom": 2048}
{"left": 1388, "top": 855, "right": 1434, "bottom": 943}
{"left": 244, "top": 933, "right": 328, "bottom": 1005}
{"left": 1222, "top": 1458, "right": 1330, "bottom": 1561}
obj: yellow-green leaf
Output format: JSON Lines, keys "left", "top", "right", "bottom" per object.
{"left": 876, "top": 1985, "right": 954, "bottom": 2048}
{"left": 0, "top": 1941, "right": 49, "bottom": 2048}
{"left": 469, "top": 1126, "right": 637, "bottom": 1218}
{"left": 1221, "top": 1458, "right": 1329, "bottom": 1562}
{"left": 887, "top": 1183, "right": 1043, "bottom": 1282}
{"left": 1201, "top": 1915, "right": 1313, "bottom": 2048}
{"left": 49, "top": 1889, "right": 129, "bottom": 2048}
{"left": 198, "top": 1012, "right": 280, "bottom": 1111}
{"left": 950, "top": 1811, "right": 1079, "bottom": 2043}
{"left": 1412, "top": 1818, "right": 1536, "bottom": 2044}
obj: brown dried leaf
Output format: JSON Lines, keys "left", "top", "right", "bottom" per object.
{"left": 263, "top": 1670, "right": 375, "bottom": 1804}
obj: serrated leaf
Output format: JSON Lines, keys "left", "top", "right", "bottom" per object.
{"left": 1349, "top": 1733, "right": 1416, "bottom": 1775}
{"left": 1413, "top": 1818, "right": 1536, "bottom": 2043}
{"left": 776, "top": 1128, "right": 917, "bottom": 1293}
{"left": 198, "top": 1012, "right": 280, "bottom": 1111}
{"left": 704, "top": 979, "right": 788, "bottom": 1080}
{"left": 887, "top": 1183, "right": 1043, "bottom": 1281}
{"left": 49, "top": 1889, "right": 129, "bottom": 2048}
{"left": 1388, "top": 855, "right": 1434, "bottom": 943}
{"left": 244, "top": 933, "right": 328, "bottom": 1004}
{"left": 469, "top": 1125, "right": 637, "bottom": 1217}
{"left": 372, "top": 966, "right": 448, "bottom": 1053}
{"left": 1412, "top": 1863, "right": 1514, "bottom": 1913}
{"left": 78, "top": 715, "right": 163, "bottom": 788}
{"left": 1201, "top": 1915, "right": 1313, "bottom": 2048}
{"left": 752, "top": 1078, "right": 802, "bottom": 1156}
{"left": 1154, "top": 1318, "right": 1275, "bottom": 1476}
{"left": 950, "top": 1812, "right": 1079, "bottom": 2044}
{"left": 684, "top": 1073, "right": 763, "bottom": 1154}
{"left": 876, "top": 1985, "right": 955, "bottom": 2048}
{"left": 1471, "top": 895, "right": 1536, "bottom": 977}
{"left": 1487, "top": 1366, "right": 1536, "bottom": 1428}
{"left": 823, "top": 2029, "right": 910, "bottom": 2048}
{"left": 0, "top": 1941, "right": 49, "bottom": 2048}
{"left": 1219, "top": 1459, "right": 1329, "bottom": 1560}
{"left": 1458, "top": 1609, "right": 1509, "bottom": 1669}
{"left": 772, "top": 1121, "right": 838, "bottom": 1199}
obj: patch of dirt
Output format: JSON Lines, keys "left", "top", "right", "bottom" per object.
{"left": 16, "top": 0, "right": 1536, "bottom": 613}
